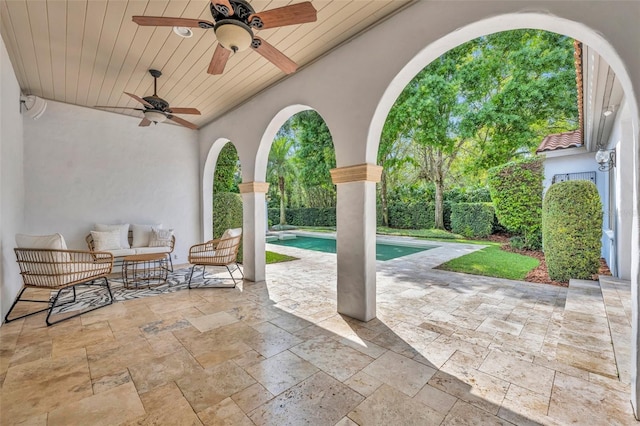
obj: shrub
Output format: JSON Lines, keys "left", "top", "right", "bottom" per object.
{"left": 213, "top": 192, "right": 243, "bottom": 261}
{"left": 488, "top": 157, "right": 544, "bottom": 249}
{"left": 450, "top": 203, "right": 495, "bottom": 238}
{"left": 268, "top": 207, "right": 336, "bottom": 227}
{"left": 542, "top": 180, "right": 602, "bottom": 281}
{"left": 509, "top": 236, "right": 526, "bottom": 250}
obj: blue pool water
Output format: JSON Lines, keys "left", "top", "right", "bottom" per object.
{"left": 268, "top": 235, "right": 436, "bottom": 261}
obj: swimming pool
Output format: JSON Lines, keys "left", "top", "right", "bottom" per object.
{"left": 268, "top": 235, "right": 437, "bottom": 261}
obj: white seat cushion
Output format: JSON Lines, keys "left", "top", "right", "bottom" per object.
{"left": 104, "top": 248, "right": 136, "bottom": 257}
{"left": 135, "top": 247, "right": 171, "bottom": 255}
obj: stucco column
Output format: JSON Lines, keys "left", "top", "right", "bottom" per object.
{"left": 239, "top": 182, "right": 269, "bottom": 282}
{"left": 330, "top": 164, "right": 383, "bottom": 322}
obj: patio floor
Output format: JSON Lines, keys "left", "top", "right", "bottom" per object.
{"left": 0, "top": 237, "right": 636, "bottom": 425}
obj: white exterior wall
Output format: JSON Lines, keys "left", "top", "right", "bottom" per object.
{"left": 612, "top": 101, "right": 634, "bottom": 280}
{"left": 0, "top": 37, "right": 24, "bottom": 319}
{"left": 22, "top": 101, "right": 200, "bottom": 264}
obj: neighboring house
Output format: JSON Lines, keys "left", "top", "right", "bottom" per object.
{"left": 537, "top": 43, "right": 630, "bottom": 279}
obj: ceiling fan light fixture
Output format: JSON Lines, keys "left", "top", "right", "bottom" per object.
{"left": 172, "top": 26, "right": 193, "bottom": 38}
{"left": 144, "top": 110, "right": 167, "bottom": 123}
{"left": 214, "top": 20, "right": 253, "bottom": 52}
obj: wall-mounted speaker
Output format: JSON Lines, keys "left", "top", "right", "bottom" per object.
{"left": 20, "top": 95, "right": 47, "bottom": 120}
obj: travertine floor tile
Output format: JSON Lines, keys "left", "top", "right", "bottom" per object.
{"left": 348, "top": 384, "right": 444, "bottom": 425}
{"left": 232, "top": 382, "right": 274, "bottom": 414}
{"left": 363, "top": 350, "right": 436, "bottom": 397}
{"left": 128, "top": 348, "right": 203, "bottom": 393}
{"left": 249, "top": 372, "right": 363, "bottom": 426}
{"left": 413, "top": 383, "right": 458, "bottom": 415}
{"left": 548, "top": 372, "right": 635, "bottom": 425}
{"left": 198, "top": 397, "right": 253, "bottom": 426}
{"left": 129, "top": 382, "right": 202, "bottom": 425}
{"left": 290, "top": 335, "right": 375, "bottom": 381}
{"left": 48, "top": 382, "right": 144, "bottom": 426}
{"left": 344, "top": 371, "right": 383, "bottom": 397}
{"left": 187, "top": 311, "right": 238, "bottom": 332}
{"left": 479, "top": 350, "right": 555, "bottom": 396}
{"left": 176, "top": 360, "right": 256, "bottom": 412}
{"left": 244, "top": 350, "right": 318, "bottom": 395}
{"left": 442, "top": 400, "right": 513, "bottom": 425}
{"left": 244, "top": 322, "right": 303, "bottom": 358}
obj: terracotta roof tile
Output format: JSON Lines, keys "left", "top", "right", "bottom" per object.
{"left": 536, "top": 130, "right": 583, "bottom": 153}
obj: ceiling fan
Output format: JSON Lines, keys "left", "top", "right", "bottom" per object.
{"left": 95, "top": 69, "right": 200, "bottom": 129}
{"left": 132, "top": 0, "right": 317, "bottom": 75}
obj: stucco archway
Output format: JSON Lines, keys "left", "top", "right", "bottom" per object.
{"left": 202, "top": 137, "right": 235, "bottom": 242}
{"left": 367, "top": 12, "right": 640, "bottom": 415}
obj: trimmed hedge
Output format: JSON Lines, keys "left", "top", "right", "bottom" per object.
{"left": 542, "top": 180, "right": 602, "bottom": 281}
{"left": 268, "top": 207, "right": 336, "bottom": 227}
{"left": 451, "top": 203, "right": 495, "bottom": 238}
{"left": 488, "top": 157, "right": 544, "bottom": 249}
{"left": 213, "top": 192, "right": 243, "bottom": 261}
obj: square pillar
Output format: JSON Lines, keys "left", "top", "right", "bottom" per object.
{"left": 331, "top": 164, "right": 383, "bottom": 322}
{"left": 239, "top": 182, "right": 269, "bottom": 282}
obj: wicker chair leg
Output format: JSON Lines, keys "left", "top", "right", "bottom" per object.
{"left": 45, "top": 278, "right": 114, "bottom": 326}
{"left": 168, "top": 255, "right": 174, "bottom": 273}
{"left": 3, "top": 287, "right": 51, "bottom": 324}
{"left": 225, "top": 265, "right": 238, "bottom": 286}
{"left": 187, "top": 265, "right": 197, "bottom": 289}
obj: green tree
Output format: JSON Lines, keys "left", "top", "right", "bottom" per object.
{"left": 268, "top": 136, "right": 297, "bottom": 225}
{"left": 382, "top": 30, "right": 577, "bottom": 229}
{"left": 290, "top": 111, "right": 336, "bottom": 207}
{"left": 213, "top": 142, "right": 240, "bottom": 193}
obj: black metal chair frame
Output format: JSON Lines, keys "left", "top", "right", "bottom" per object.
{"left": 5, "top": 248, "right": 114, "bottom": 326}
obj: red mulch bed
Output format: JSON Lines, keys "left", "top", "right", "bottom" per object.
{"left": 501, "top": 244, "right": 611, "bottom": 287}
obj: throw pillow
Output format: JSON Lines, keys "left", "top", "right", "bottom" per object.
{"left": 94, "top": 223, "right": 130, "bottom": 248}
{"left": 15, "top": 233, "right": 68, "bottom": 250}
{"left": 131, "top": 224, "right": 162, "bottom": 248}
{"left": 149, "top": 228, "right": 174, "bottom": 247}
{"left": 90, "top": 230, "right": 122, "bottom": 251}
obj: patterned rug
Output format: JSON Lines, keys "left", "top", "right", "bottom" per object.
{"left": 51, "top": 267, "right": 235, "bottom": 314}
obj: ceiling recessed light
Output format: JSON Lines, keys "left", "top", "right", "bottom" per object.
{"left": 173, "top": 26, "right": 193, "bottom": 38}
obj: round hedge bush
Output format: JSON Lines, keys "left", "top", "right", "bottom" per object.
{"left": 542, "top": 180, "right": 602, "bottom": 281}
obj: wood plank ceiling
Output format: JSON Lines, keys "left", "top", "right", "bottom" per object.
{"left": 1, "top": 0, "right": 411, "bottom": 128}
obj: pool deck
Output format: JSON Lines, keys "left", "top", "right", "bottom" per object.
{"left": 1, "top": 234, "right": 634, "bottom": 425}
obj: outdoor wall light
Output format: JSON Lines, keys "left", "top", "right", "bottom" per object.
{"left": 603, "top": 105, "right": 616, "bottom": 117}
{"left": 595, "top": 148, "right": 615, "bottom": 171}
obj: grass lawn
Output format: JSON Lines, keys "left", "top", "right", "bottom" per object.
{"left": 437, "top": 243, "right": 539, "bottom": 280}
{"left": 266, "top": 250, "right": 298, "bottom": 264}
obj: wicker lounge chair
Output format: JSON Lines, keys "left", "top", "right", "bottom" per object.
{"left": 187, "top": 228, "right": 243, "bottom": 288}
{"left": 5, "top": 248, "right": 114, "bottom": 326}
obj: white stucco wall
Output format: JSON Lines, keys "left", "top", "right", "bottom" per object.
{"left": 0, "top": 37, "right": 25, "bottom": 320}
{"left": 22, "top": 101, "right": 200, "bottom": 264}
{"left": 612, "top": 100, "right": 634, "bottom": 280}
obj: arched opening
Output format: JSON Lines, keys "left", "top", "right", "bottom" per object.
{"left": 367, "top": 11, "right": 640, "bottom": 416}
{"left": 203, "top": 137, "right": 240, "bottom": 242}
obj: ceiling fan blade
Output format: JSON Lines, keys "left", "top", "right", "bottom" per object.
{"left": 95, "top": 106, "right": 145, "bottom": 111}
{"left": 139, "top": 118, "right": 152, "bottom": 127}
{"left": 207, "top": 44, "right": 231, "bottom": 75}
{"left": 169, "top": 107, "right": 201, "bottom": 115}
{"left": 251, "top": 37, "right": 297, "bottom": 74}
{"left": 124, "top": 92, "right": 154, "bottom": 108}
{"left": 132, "top": 16, "right": 213, "bottom": 27}
{"left": 248, "top": 2, "right": 317, "bottom": 30}
{"left": 168, "top": 115, "right": 198, "bottom": 130}
{"left": 210, "top": 0, "right": 234, "bottom": 17}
